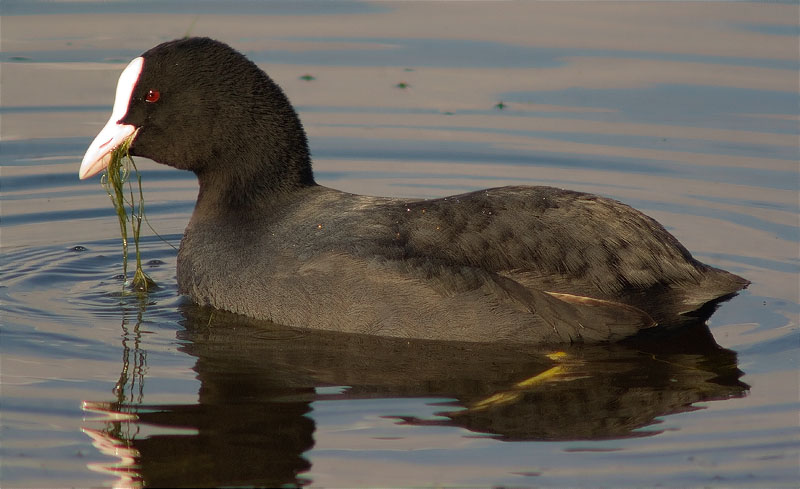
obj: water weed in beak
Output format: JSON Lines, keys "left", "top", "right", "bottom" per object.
{"left": 100, "top": 132, "right": 157, "bottom": 293}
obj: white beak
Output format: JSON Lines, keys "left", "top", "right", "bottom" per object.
{"left": 79, "top": 57, "right": 144, "bottom": 180}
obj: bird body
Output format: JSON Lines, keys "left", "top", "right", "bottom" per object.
{"left": 80, "top": 37, "right": 747, "bottom": 343}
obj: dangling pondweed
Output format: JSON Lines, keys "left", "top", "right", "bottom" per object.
{"left": 100, "top": 134, "right": 158, "bottom": 293}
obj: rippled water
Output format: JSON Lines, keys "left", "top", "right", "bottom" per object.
{"left": 2, "top": 2, "right": 798, "bottom": 487}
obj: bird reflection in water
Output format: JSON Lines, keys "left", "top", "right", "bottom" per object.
{"left": 82, "top": 304, "right": 748, "bottom": 488}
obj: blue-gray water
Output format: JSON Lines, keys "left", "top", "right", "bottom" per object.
{"left": 2, "top": 2, "right": 798, "bottom": 487}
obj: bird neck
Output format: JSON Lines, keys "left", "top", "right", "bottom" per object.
{"left": 193, "top": 111, "right": 317, "bottom": 213}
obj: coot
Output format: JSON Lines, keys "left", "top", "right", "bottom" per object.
{"left": 80, "top": 37, "right": 748, "bottom": 343}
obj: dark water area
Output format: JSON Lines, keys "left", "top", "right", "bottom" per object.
{"left": 1, "top": 1, "right": 798, "bottom": 487}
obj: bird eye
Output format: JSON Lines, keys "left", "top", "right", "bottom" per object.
{"left": 145, "top": 90, "right": 160, "bottom": 103}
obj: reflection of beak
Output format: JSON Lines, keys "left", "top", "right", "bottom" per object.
{"left": 82, "top": 401, "right": 143, "bottom": 489}
{"left": 79, "top": 56, "right": 144, "bottom": 180}
{"left": 82, "top": 426, "right": 143, "bottom": 489}
{"left": 79, "top": 122, "right": 136, "bottom": 180}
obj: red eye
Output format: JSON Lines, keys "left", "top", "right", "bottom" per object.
{"left": 145, "top": 90, "right": 160, "bottom": 103}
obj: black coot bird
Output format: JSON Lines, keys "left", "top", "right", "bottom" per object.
{"left": 80, "top": 37, "right": 748, "bottom": 343}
